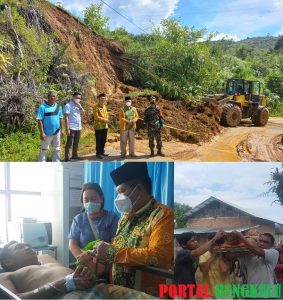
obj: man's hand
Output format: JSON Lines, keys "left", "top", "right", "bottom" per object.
{"left": 232, "top": 231, "right": 244, "bottom": 241}
{"left": 76, "top": 251, "right": 93, "bottom": 265}
{"left": 73, "top": 266, "right": 95, "bottom": 289}
{"left": 40, "top": 133, "right": 46, "bottom": 141}
{"left": 93, "top": 241, "right": 111, "bottom": 262}
{"left": 213, "top": 230, "right": 225, "bottom": 241}
{"left": 66, "top": 129, "right": 71, "bottom": 136}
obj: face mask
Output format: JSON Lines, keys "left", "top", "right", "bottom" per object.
{"left": 84, "top": 202, "right": 101, "bottom": 214}
{"left": 126, "top": 101, "right": 131, "bottom": 107}
{"left": 73, "top": 98, "right": 81, "bottom": 104}
{"left": 114, "top": 185, "right": 139, "bottom": 213}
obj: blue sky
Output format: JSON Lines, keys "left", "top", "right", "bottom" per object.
{"left": 174, "top": 162, "right": 283, "bottom": 224}
{"left": 50, "top": 0, "right": 283, "bottom": 40}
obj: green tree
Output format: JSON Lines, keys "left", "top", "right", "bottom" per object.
{"left": 83, "top": 2, "right": 110, "bottom": 36}
{"left": 123, "top": 19, "right": 223, "bottom": 99}
{"left": 275, "top": 35, "right": 283, "bottom": 51}
{"left": 235, "top": 45, "right": 253, "bottom": 60}
{"left": 267, "top": 71, "right": 283, "bottom": 98}
{"left": 265, "top": 165, "right": 283, "bottom": 205}
{"left": 174, "top": 202, "right": 191, "bottom": 228}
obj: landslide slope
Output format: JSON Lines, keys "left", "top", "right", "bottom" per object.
{"left": 40, "top": 0, "right": 126, "bottom": 94}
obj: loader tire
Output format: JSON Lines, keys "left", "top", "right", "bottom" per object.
{"left": 252, "top": 106, "right": 269, "bottom": 126}
{"left": 221, "top": 104, "right": 242, "bottom": 127}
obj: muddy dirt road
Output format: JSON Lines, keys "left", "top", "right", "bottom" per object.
{"left": 81, "top": 117, "right": 282, "bottom": 162}
{"left": 183, "top": 117, "right": 283, "bottom": 162}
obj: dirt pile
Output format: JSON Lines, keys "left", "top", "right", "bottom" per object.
{"left": 40, "top": 1, "right": 126, "bottom": 94}
{"left": 100, "top": 92, "right": 223, "bottom": 144}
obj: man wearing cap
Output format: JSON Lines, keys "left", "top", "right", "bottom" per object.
{"left": 143, "top": 95, "right": 165, "bottom": 157}
{"left": 37, "top": 90, "right": 63, "bottom": 162}
{"left": 63, "top": 92, "right": 85, "bottom": 161}
{"left": 93, "top": 93, "right": 109, "bottom": 159}
{"left": 93, "top": 162, "right": 174, "bottom": 289}
{"left": 118, "top": 96, "right": 139, "bottom": 159}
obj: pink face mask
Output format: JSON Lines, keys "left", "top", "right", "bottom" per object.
{"left": 126, "top": 101, "right": 131, "bottom": 107}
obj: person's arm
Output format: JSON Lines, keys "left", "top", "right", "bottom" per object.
{"left": 76, "top": 103, "right": 85, "bottom": 114}
{"left": 14, "top": 266, "right": 94, "bottom": 299}
{"left": 158, "top": 109, "right": 164, "bottom": 127}
{"left": 94, "top": 107, "right": 108, "bottom": 123}
{"left": 60, "top": 117, "right": 64, "bottom": 136}
{"left": 95, "top": 206, "right": 174, "bottom": 268}
{"left": 233, "top": 231, "right": 265, "bottom": 257}
{"left": 36, "top": 105, "right": 45, "bottom": 141}
{"left": 69, "top": 239, "right": 83, "bottom": 258}
{"left": 16, "top": 278, "right": 66, "bottom": 299}
{"left": 65, "top": 114, "right": 70, "bottom": 136}
{"left": 143, "top": 109, "right": 148, "bottom": 124}
{"left": 37, "top": 119, "right": 45, "bottom": 141}
{"left": 59, "top": 106, "right": 64, "bottom": 135}
{"left": 68, "top": 217, "right": 84, "bottom": 259}
{"left": 191, "top": 230, "right": 225, "bottom": 257}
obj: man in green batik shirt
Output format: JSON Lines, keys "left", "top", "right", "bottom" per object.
{"left": 118, "top": 96, "right": 139, "bottom": 159}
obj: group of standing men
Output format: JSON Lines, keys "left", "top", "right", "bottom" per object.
{"left": 36, "top": 90, "right": 165, "bottom": 162}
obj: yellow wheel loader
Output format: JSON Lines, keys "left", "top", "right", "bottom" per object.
{"left": 205, "top": 79, "right": 269, "bottom": 127}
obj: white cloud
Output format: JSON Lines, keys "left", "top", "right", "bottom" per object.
{"left": 174, "top": 162, "right": 283, "bottom": 223}
{"left": 50, "top": 0, "right": 179, "bottom": 33}
{"left": 208, "top": 0, "right": 283, "bottom": 38}
{"left": 278, "top": 26, "right": 283, "bottom": 36}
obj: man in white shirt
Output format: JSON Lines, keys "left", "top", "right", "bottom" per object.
{"left": 63, "top": 92, "right": 85, "bottom": 161}
{"left": 234, "top": 231, "right": 279, "bottom": 285}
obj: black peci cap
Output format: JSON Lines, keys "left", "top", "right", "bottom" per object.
{"left": 125, "top": 96, "right": 131, "bottom": 101}
{"left": 110, "top": 162, "right": 150, "bottom": 187}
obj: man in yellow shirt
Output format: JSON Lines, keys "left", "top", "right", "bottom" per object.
{"left": 199, "top": 233, "right": 232, "bottom": 297}
{"left": 93, "top": 93, "right": 109, "bottom": 159}
{"left": 118, "top": 96, "right": 139, "bottom": 159}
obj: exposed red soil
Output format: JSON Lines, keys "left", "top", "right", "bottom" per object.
{"left": 41, "top": 1, "right": 126, "bottom": 94}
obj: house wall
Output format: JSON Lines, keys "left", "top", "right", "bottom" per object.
{"left": 187, "top": 216, "right": 252, "bottom": 228}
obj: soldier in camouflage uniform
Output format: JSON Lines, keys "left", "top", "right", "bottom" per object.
{"left": 143, "top": 95, "right": 165, "bottom": 157}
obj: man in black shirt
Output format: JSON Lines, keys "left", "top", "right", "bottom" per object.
{"left": 173, "top": 230, "right": 225, "bottom": 288}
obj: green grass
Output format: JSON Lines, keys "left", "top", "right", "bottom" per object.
{"left": 76, "top": 131, "right": 96, "bottom": 156}
{"left": 0, "top": 131, "right": 41, "bottom": 161}
{"left": 270, "top": 103, "right": 283, "bottom": 117}
{"left": 127, "top": 89, "right": 158, "bottom": 98}
{"left": 0, "top": 127, "right": 97, "bottom": 161}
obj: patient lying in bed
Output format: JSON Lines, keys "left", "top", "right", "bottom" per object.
{"left": 0, "top": 241, "right": 153, "bottom": 299}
